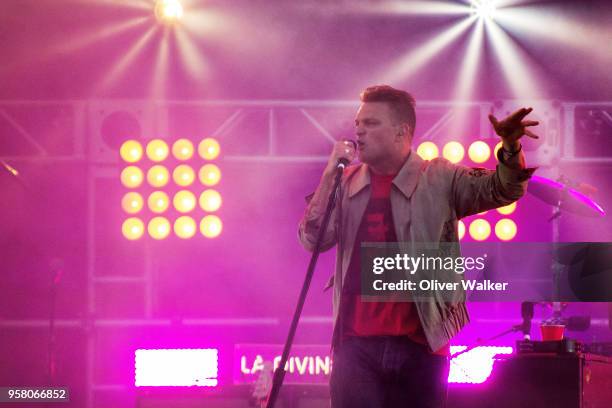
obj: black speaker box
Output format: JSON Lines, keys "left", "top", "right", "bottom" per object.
{"left": 448, "top": 353, "right": 612, "bottom": 408}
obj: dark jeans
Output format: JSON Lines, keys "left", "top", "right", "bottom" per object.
{"left": 330, "top": 336, "right": 449, "bottom": 408}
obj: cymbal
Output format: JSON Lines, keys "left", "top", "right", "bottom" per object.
{"left": 527, "top": 175, "right": 605, "bottom": 217}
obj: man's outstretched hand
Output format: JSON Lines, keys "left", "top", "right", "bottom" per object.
{"left": 489, "top": 107, "right": 539, "bottom": 151}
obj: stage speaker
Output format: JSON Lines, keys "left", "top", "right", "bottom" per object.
{"left": 448, "top": 353, "right": 612, "bottom": 408}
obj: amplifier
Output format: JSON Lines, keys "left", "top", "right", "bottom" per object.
{"left": 584, "top": 342, "right": 612, "bottom": 357}
{"left": 448, "top": 353, "right": 612, "bottom": 408}
{"left": 516, "top": 339, "right": 581, "bottom": 354}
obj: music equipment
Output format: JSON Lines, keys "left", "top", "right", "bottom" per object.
{"left": 448, "top": 353, "right": 612, "bottom": 408}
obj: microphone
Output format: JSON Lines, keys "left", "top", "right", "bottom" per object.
{"left": 520, "top": 301, "right": 534, "bottom": 340}
{"left": 337, "top": 140, "right": 357, "bottom": 170}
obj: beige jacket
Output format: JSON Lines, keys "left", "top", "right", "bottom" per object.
{"left": 298, "top": 149, "right": 535, "bottom": 352}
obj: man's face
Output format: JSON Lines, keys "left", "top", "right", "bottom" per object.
{"left": 354, "top": 102, "right": 406, "bottom": 166}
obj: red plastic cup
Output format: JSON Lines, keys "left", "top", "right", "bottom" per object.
{"left": 540, "top": 324, "right": 565, "bottom": 341}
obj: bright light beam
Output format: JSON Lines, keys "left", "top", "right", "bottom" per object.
{"left": 181, "top": 8, "right": 235, "bottom": 41}
{"left": 447, "top": 18, "right": 485, "bottom": 132}
{"left": 95, "top": 25, "right": 159, "bottom": 93}
{"left": 382, "top": 16, "right": 477, "bottom": 85}
{"left": 1, "top": 17, "right": 150, "bottom": 77}
{"left": 53, "top": 17, "right": 151, "bottom": 56}
{"left": 151, "top": 28, "right": 171, "bottom": 98}
{"left": 495, "top": 9, "right": 612, "bottom": 65}
{"left": 155, "top": 0, "right": 184, "bottom": 24}
{"left": 470, "top": 0, "right": 497, "bottom": 20}
{"left": 79, "top": 0, "right": 151, "bottom": 10}
{"left": 173, "top": 27, "right": 211, "bottom": 80}
{"left": 453, "top": 18, "right": 484, "bottom": 101}
{"left": 339, "top": 1, "right": 469, "bottom": 16}
{"left": 484, "top": 18, "right": 544, "bottom": 98}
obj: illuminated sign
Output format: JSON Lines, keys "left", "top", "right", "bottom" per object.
{"left": 234, "top": 344, "right": 331, "bottom": 384}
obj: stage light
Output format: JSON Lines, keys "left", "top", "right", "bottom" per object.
{"left": 200, "top": 215, "right": 222, "bottom": 238}
{"left": 458, "top": 220, "right": 466, "bottom": 241}
{"left": 468, "top": 141, "right": 491, "bottom": 163}
{"left": 469, "top": 219, "right": 491, "bottom": 241}
{"left": 172, "top": 138, "right": 194, "bottom": 160}
{"left": 148, "top": 216, "right": 171, "bottom": 240}
{"left": 494, "top": 141, "right": 503, "bottom": 158}
{"left": 174, "top": 216, "right": 197, "bottom": 239}
{"left": 495, "top": 218, "right": 517, "bottom": 241}
{"left": 485, "top": 17, "right": 543, "bottom": 98}
{"left": 449, "top": 346, "right": 513, "bottom": 384}
{"left": 135, "top": 348, "right": 219, "bottom": 387}
{"left": 120, "top": 140, "right": 143, "bottom": 163}
{"left": 198, "top": 138, "right": 220, "bottom": 160}
{"left": 442, "top": 141, "right": 465, "bottom": 164}
{"left": 148, "top": 191, "right": 170, "bottom": 214}
{"left": 416, "top": 141, "right": 439, "bottom": 160}
{"left": 173, "top": 190, "right": 197, "bottom": 213}
{"left": 121, "top": 166, "right": 144, "bottom": 188}
{"left": 154, "top": 0, "right": 184, "bottom": 24}
{"left": 199, "top": 189, "right": 222, "bottom": 212}
{"left": 497, "top": 201, "right": 516, "bottom": 215}
{"left": 146, "top": 139, "right": 169, "bottom": 162}
{"left": 199, "top": 164, "right": 221, "bottom": 186}
{"left": 147, "top": 165, "right": 170, "bottom": 187}
{"left": 173, "top": 164, "right": 195, "bottom": 187}
{"left": 451, "top": 16, "right": 484, "bottom": 104}
{"left": 122, "top": 217, "right": 145, "bottom": 240}
{"left": 122, "top": 192, "right": 144, "bottom": 214}
{"left": 470, "top": 0, "right": 497, "bottom": 20}
{"left": 383, "top": 17, "right": 476, "bottom": 85}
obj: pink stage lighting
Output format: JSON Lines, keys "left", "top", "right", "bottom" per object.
{"left": 449, "top": 345, "right": 513, "bottom": 384}
{"left": 135, "top": 348, "right": 219, "bottom": 387}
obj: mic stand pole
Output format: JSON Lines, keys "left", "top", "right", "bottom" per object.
{"left": 266, "top": 166, "right": 344, "bottom": 408}
{"left": 48, "top": 275, "right": 58, "bottom": 384}
{"left": 48, "top": 262, "right": 63, "bottom": 384}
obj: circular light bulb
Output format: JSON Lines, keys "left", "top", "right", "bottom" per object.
{"left": 146, "top": 139, "right": 169, "bottom": 162}
{"left": 469, "top": 219, "right": 491, "bottom": 241}
{"left": 200, "top": 215, "right": 223, "bottom": 238}
{"left": 121, "top": 192, "right": 144, "bottom": 214}
{"left": 494, "top": 141, "right": 503, "bottom": 158}
{"left": 198, "top": 138, "right": 220, "bottom": 160}
{"left": 120, "top": 166, "right": 144, "bottom": 188}
{"left": 147, "top": 165, "right": 170, "bottom": 187}
{"left": 468, "top": 141, "right": 491, "bottom": 163}
{"left": 442, "top": 141, "right": 465, "bottom": 164}
{"left": 120, "top": 140, "right": 143, "bottom": 163}
{"left": 172, "top": 138, "right": 194, "bottom": 160}
{"left": 148, "top": 191, "right": 170, "bottom": 213}
{"left": 497, "top": 202, "right": 517, "bottom": 215}
{"left": 198, "top": 164, "right": 221, "bottom": 186}
{"left": 172, "top": 164, "right": 195, "bottom": 187}
{"left": 458, "top": 220, "right": 466, "bottom": 241}
{"left": 495, "top": 219, "right": 517, "bottom": 241}
{"left": 416, "top": 141, "right": 439, "bottom": 161}
{"left": 122, "top": 217, "right": 144, "bottom": 240}
{"left": 148, "top": 216, "right": 171, "bottom": 240}
{"left": 199, "top": 189, "right": 222, "bottom": 212}
{"left": 173, "top": 190, "right": 197, "bottom": 213}
{"left": 174, "top": 216, "right": 197, "bottom": 239}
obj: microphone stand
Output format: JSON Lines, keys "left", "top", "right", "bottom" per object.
{"left": 265, "top": 164, "right": 345, "bottom": 408}
{"left": 3, "top": 159, "right": 60, "bottom": 382}
{"left": 47, "top": 258, "right": 63, "bottom": 385}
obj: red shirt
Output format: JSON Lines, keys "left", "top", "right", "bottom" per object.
{"left": 342, "top": 171, "right": 449, "bottom": 356}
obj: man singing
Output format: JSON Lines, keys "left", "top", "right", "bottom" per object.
{"left": 298, "top": 85, "right": 538, "bottom": 408}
